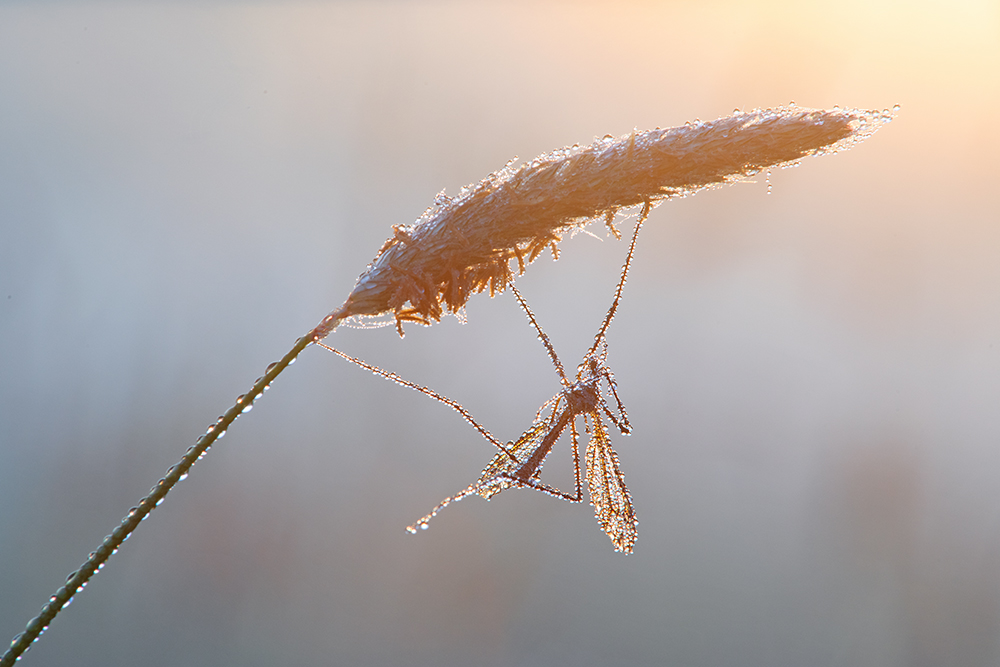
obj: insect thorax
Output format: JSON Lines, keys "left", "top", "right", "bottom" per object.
{"left": 565, "top": 382, "right": 601, "bottom": 415}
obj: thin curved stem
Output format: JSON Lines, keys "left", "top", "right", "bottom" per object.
{"left": 0, "top": 332, "right": 316, "bottom": 667}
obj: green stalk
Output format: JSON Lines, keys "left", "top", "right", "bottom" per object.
{"left": 0, "top": 333, "right": 314, "bottom": 667}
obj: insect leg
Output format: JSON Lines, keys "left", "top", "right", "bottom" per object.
{"left": 509, "top": 282, "right": 570, "bottom": 387}
{"left": 405, "top": 483, "right": 485, "bottom": 533}
{"left": 317, "top": 342, "right": 517, "bottom": 462}
{"left": 588, "top": 199, "right": 650, "bottom": 356}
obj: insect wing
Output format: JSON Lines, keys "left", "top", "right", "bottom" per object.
{"left": 584, "top": 414, "right": 638, "bottom": 553}
{"left": 405, "top": 422, "right": 549, "bottom": 532}
{"left": 474, "top": 417, "right": 550, "bottom": 501}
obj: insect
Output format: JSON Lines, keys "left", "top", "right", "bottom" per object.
{"left": 319, "top": 202, "right": 649, "bottom": 553}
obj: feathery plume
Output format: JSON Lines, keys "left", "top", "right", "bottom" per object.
{"left": 313, "top": 105, "right": 894, "bottom": 338}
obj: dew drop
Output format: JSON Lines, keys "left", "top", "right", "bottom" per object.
{"left": 236, "top": 394, "right": 246, "bottom": 405}
{"left": 288, "top": 357, "right": 296, "bottom": 365}
{"left": 179, "top": 472, "right": 188, "bottom": 481}
{"left": 420, "top": 522, "right": 429, "bottom": 530}
{"left": 406, "top": 526, "right": 417, "bottom": 534}
{"left": 892, "top": 103, "right": 901, "bottom": 112}
{"left": 241, "top": 404, "right": 253, "bottom": 413}
{"left": 266, "top": 362, "right": 279, "bottom": 373}
{"left": 155, "top": 497, "right": 165, "bottom": 507}
{"left": 765, "top": 169, "right": 773, "bottom": 195}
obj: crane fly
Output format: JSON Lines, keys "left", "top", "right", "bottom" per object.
{"left": 319, "top": 203, "right": 649, "bottom": 553}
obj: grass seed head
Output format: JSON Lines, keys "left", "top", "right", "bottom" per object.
{"left": 314, "top": 105, "right": 894, "bottom": 339}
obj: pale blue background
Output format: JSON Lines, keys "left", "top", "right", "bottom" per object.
{"left": 2, "top": 2, "right": 999, "bottom": 665}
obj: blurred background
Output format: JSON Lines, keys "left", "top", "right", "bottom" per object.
{"left": 1, "top": 1, "right": 998, "bottom": 665}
